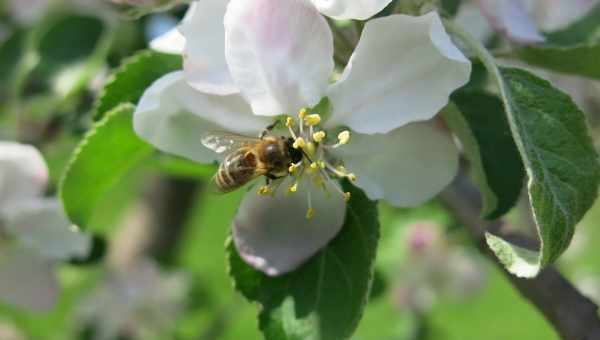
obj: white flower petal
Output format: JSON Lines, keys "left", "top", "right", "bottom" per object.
{"left": 311, "top": 0, "right": 392, "bottom": 20}
{"left": 179, "top": 0, "right": 238, "bottom": 95}
{"left": 0, "top": 142, "right": 48, "bottom": 213}
{"left": 534, "top": 0, "right": 597, "bottom": 31}
{"left": 0, "top": 245, "right": 59, "bottom": 311}
{"left": 150, "top": 27, "right": 186, "bottom": 55}
{"left": 134, "top": 71, "right": 271, "bottom": 163}
{"left": 330, "top": 121, "right": 458, "bottom": 207}
{"left": 478, "top": 0, "right": 545, "bottom": 43}
{"left": 326, "top": 12, "right": 471, "bottom": 134}
{"left": 455, "top": 2, "right": 494, "bottom": 43}
{"left": 224, "top": 0, "right": 333, "bottom": 116}
{"left": 233, "top": 178, "right": 346, "bottom": 276}
{"left": 4, "top": 199, "right": 91, "bottom": 261}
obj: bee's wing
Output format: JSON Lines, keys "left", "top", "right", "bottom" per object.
{"left": 201, "top": 131, "right": 261, "bottom": 154}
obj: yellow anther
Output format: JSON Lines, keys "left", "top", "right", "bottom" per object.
{"left": 285, "top": 116, "right": 295, "bottom": 128}
{"left": 289, "top": 183, "right": 298, "bottom": 193}
{"left": 258, "top": 186, "right": 272, "bottom": 195}
{"left": 309, "top": 162, "right": 318, "bottom": 172}
{"left": 318, "top": 161, "right": 326, "bottom": 169}
{"left": 298, "top": 108, "right": 308, "bottom": 119}
{"left": 337, "top": 165, "right": 347, "bottom": 172}
{"left": 293, "top": 137, "right": 306, "bottom": 149}
{"left": 348, "top": 173, "right": 357, "bottom": 182}
{"left": 344, "top": 192, "right": 351, "bottom": 202}
{"left": 304, "top": 114, "right": 322, "bottom": 126}
{"left": 306, "top": 208, "right": 315, "bottom": 219}
{"left": 338, "top": 130, "right": 351, "bottom": 145}
{"left": 312, "top": 131, "right": 326, "bottom": 143}
{"left": 288, "top": 163, "right": 298, "bottom": 173}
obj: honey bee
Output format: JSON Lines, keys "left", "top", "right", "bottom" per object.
{"left": 201, "top": 131, "right": 304, "bottom": 193}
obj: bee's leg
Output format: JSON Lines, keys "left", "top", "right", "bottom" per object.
{"left": 265, "top": 173, "right": 278, "bottom": 181}
{"left": 260, "top": 121, "right": 279, "bottom": 139}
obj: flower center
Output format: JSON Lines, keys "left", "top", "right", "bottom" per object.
{"left": 257, "top": 107, "right": 356, "bottom": 219}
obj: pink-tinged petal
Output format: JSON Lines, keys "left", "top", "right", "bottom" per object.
{"left": 233, "top": 178, "right": 346, "bottom": 276}
{"left": 179, "top": 0, "right": 238, "bottom": 95}
{"left": 535, "top": 0, "right": 597, "bottom": 31}
{"left": 0, "top": 142, "right": 48, "bottom": 213}
{"left": 134, "top": 71, "right": 271, "bottom": 163}
{"left": 311, "top": 0, "right": 392, "bottom": 20}
{"left": 150, "top": 27, "right": 186, "bottom": 55}
{"left": 224, "top": 0, "right": 333, "bottom": 116}
{"left": 4, "top": 199, "right": 91, "bottom": 261}
{"left": 477, "top": 0, "right": 545, "bottom": 43}
{"left": 0, "top": 246, "right": 59, "bottom": 311}
{"left": 326, "top": 12, "right": 471, "bottom": 134}
{"left": 329, "top": 121, "right": 458, "bottom": 207}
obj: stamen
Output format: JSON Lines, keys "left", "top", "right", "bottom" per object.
{"left": 285, "top": 116, "right": 295, "bottom": 128}
{"left": 306, "top": 188, "right": 314, "bottom": 219}
{"left": 344, "top": 192, "right": 351, "bottom": 202}
{"left": 312, "top": 131, "right": 326, "bottom": 143}
{"left": 309, "top": 162, "right": 319, "bottom": 172}
{"left": 288, "top": 162, "right": 301, "bottom": 174}
{"left": 304, "top": 114, "right": 322, "bottom": 126}
{"left": 288, "top": 182, "right": 299, "bottom": 193}
{"left": 293, "top": 137, "right": 306, "bottom": 149}
{"left": 327, "top": 164, "right": 358, "bottom": 182}
{"left": 258, "top": 185, "right": 272, "bottom": 195}
{"left": 338, "top": 130, "right": 350, "bottom": 145}
{"left": 298, "top": 108, "right": 308, "bottom": 119}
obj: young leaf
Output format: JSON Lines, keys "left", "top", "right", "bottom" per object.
{"left": 517, "top": 3, "right": 600, "bottom": 79}
{"left": 490, "top": 68, "right": 600, "bottom": 276}
{"left": 60, "top": 103, "right": 153, "bottom": 228}
{"left": 228, "top": 184, "right": 380, "bottom": 340}
{"left": 93, "top": 50, "right": 182, "bottom": 120}
{"left": 443, "top": 91, "right": 525, "bottom": 219}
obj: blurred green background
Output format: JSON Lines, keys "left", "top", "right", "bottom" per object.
{"left": 1, "top": 0, "right": 600, "bottom": 339}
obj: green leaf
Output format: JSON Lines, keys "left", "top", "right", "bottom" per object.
{"left": 0, "top": 29, "right": 28, "bottom": 94}
{"left": 491, "top": 68, "right": 600, "bottom": 277}
{"left": 516, "top": 3, "right": 600, "bottom": 79}
{"left": 441, "top": 0, "right": 461, "bottom": 17}
{"left": 443, "top": 91, "right": 525, "bottom": 219}
{"left": 31, "top": 13, "right": 114, "bottom": 98}
{"left": 148, "top": 155, "right": 216, "bottom": 180}
{"left": 228, "top": 184, "right": 380, "bottom": 340}
{"left": 93, "top": 50, "right": 182, "bottom": 120}
{"left": 60, "top": 103, "right": 153, "bottom": 228}
{"left": 444, "top": 18, "right": 600, "bottom": 277}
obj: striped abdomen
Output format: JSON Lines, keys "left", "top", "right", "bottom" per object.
{"left": 214, "top": 148, "right": 259, "bottom": 193}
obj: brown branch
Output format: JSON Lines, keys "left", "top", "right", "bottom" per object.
{"left": 440, "top": 174, "right": 600, "bottom": 340}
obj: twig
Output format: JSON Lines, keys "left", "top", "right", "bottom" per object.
{"left": 440, "top": 173, "right": 600, "bottom": 340}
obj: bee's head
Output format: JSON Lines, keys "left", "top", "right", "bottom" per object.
{"left": 285, "top": 137, "right": 304, "bottom": 164}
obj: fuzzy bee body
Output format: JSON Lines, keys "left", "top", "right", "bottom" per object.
{"left": 215, "top": 147, "right": 260, "bottom": 193}
{"left": 204, "top": 134, "right": 303, "bottom": 193}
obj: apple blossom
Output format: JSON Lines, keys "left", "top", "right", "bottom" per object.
{"left": 78, "top": 259, "right": 188, "bottom": 340}
{"left": 135, "top": 0, "right": 471, "bottom": 276}
{"left": 0, "top": 142, "right": 91, "bottom": 311}
{"left": 392, "top": 222, "right": 486, "bottom": 313}
{"left": 475, "top": 0, "right": 598, "bottom": 43}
